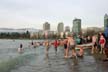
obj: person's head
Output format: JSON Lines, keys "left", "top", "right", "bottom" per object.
{"left": 55, "top": 39, "right": 57, "bottom": 42}
{"left": 77, "top": 35, "right": 81, "bottom": 38}
{"left": 100, "top": 35, "right": 104, "bottom": 38}
{"left": 99, "top": 32, "right": 102, "bottom": 35}
{"left": 88, "top": 36, "right": 90, "bottom": 39}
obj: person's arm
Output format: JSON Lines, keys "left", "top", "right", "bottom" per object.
{"left": 104, "top": 38, "right": 106, "bottom": 47}
{"left": 99, "top": 39, "right": 101, "bottom": 44}
{"left": 67, "top": 40, "right": 70, "bottom": 48}
{"left": 63, "top": 40, "right": 65, "bottom": 45}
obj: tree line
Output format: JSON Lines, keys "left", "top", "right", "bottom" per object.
{"left": 0, "top": 29, "right": 103, "bottom": 39}
{"left": 0, "top": 31, "right": 30, "bottom": 39}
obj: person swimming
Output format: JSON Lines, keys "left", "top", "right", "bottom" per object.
{"left": 18, "top": 43, "right": 23, "bottom": 53}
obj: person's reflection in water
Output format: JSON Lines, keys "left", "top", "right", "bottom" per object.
{"left": 45, "top": 53, "right": 52, "bottom": 69}
{"left": 45, "top": 53, "right": 49, "bottom": 64}
{"left": 45, "top": 53, "right": 49, "bottom": 60}
{"left": 72, "top": 57, "right": 78, "bottom": 66}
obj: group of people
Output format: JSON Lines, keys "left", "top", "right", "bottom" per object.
{"left": 44, "top": 35, "right": 84, "bottom": 59}
{"left": 18, "top": 41, "right": 43, "bottom": 53}
{"left": 17, "top": 31, "right": 108, "bottom": 61}
{"left": 58, "top": 35, "right": 93, "bottom": 59}
{"left": 44, "top": 32, "right": 108, "bottom": 61}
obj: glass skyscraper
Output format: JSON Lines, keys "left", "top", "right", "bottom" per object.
{"left": 57, "top": 22, "right": 64, "bottom": 33}
{"left": 43, "top": 22, "right": 50, "bottom": 31}
{"left": 104, "top": 14, "right": 108, "bottom": 29}
{"left": 72, "top": 18, "right": 81, "bottom": 35}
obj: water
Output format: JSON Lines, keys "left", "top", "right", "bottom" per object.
{"left": 0, "top": 39, "right": 108, "bottom": 72}
{"left": 0, "top": 39, "right": 43, "bottom": 72}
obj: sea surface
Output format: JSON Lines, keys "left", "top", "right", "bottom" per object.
{"left": 0, "top": 39, "right": 108, "bottom": 72}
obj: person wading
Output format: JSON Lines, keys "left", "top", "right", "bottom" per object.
{"left": 18, "top": 43, "right": 23, "bottom": 53}
{"left": 63, "top": 38, "right": 68, "bottom": 58}
{"left": 54, "top": 39, "right": 58, "bottom": 54}
{"left": 76, "top": 35, "right": 84, "bottom": 57}
{"left": 99, "top": 35, "right": 106, "bottom": 54}
{"left": 91, "top": 35, "right": 97, "bottom": 54}
{"left": 67, "top": 36, "right": 77, "bottom": 58}
{"left": 44, "top": 40, "right": 50, "bottom": 54}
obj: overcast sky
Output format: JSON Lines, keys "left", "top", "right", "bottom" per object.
{"left": 0, "top": 0, "right": 108, "bottom": 30}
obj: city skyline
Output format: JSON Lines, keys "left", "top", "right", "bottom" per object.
{"left": 0, "top": 0, "right": 108, "bottom": 31}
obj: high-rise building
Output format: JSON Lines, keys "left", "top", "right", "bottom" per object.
{"left": 72, "top": 18, "right": 81, "bottom": 35}
{"left": 43, "top": 22, "right": 50, "bottom": 31}
{"left": 65, "top": 26, "right": 70, "bottom": 32}
{"left": 57, "top": 22, "right": 64, "bottom": 33}
{"left": 104, "top": 14, "right": 108, "bottom": 29}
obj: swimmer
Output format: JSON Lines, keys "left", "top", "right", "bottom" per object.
{"left": 18, "top": 43, "right": 23, "bottom": 53}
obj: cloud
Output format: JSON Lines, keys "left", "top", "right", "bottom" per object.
{"left": 0, "top": 0, "right": 108, "bottom": 29}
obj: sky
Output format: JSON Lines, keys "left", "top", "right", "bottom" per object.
{"left": 0, "top": 0, "right": 108, "bottom": 31}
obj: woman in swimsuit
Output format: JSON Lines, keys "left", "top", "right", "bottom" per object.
{"left": 99, "top": 35, "right": 106, "bottom": 54}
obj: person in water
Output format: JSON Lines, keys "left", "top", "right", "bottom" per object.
{"left": 103, "top": 27, "right": 108, "bottom": 61}
{"left": 99, "top": 35, "right": 106, "bottom": 54}
{"left": 91, "top": 35, "right": 97, "bottom": 54}
{"left": 44, "top": 40, "right": 50, "bottom": 54}
{"left": 67, "top": 36, "right": 77, "bottom": 58}
{"left": 54, "top": 39, "right": 58, "bottom": 54}
{"left": 87, "top": 36, "right": 92, "bottom": 43}
{"left": 18, "top": 43, "right": 23, "bottom": 53}
{"left": 76, "top": 35, "right": 84, "bottom": 57}
{"left": 63, "top": 38, "right": 68, "bottom": 58}
{"left": 31, "top": 41, "right": 34, "bottom": 45}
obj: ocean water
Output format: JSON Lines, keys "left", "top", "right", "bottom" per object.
{"left": 0, "top": 39, "right": 108, "bottom": 72}
{"left": 0, "top": 39, "right": 43, "bottom": 72}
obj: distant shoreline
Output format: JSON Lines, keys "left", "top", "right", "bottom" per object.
{"left": 0, "top": 38, "right": 55, "bottom": 40}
